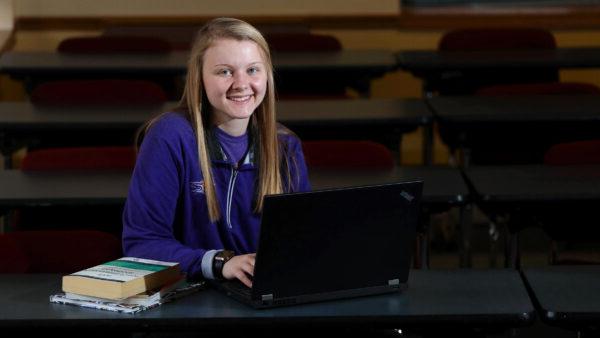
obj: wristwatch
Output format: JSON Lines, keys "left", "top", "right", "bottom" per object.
{"left": 212, "top": 250, "right": 235, "bottom": 280}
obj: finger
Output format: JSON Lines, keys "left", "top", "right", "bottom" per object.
{"left": 241, "top": 262, "right": 254, "bottom": 277}
{"left": 236, "top": 272, "right": 253, "bottom": 288}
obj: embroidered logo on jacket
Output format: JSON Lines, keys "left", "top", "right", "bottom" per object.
{"left": 191, "top": 181, "right": 205, "bottom": 194}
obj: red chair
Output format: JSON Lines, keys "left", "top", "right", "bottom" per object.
{"left": 302, "top": 140, "right": 395, "bottom": 170}
{"left": 21, "top": 146, "right": 137, "bottom": 171}
{"left": 544, "top": 140, "right": 600, "bottom": 165}
{"left": 0, "top": 230, "right": 121, "bottom": 273}
{"left": 102, "top": 26, "right": 198, "bottom": 51}
{"left": 266, "top": 33, "right": 342, "bottom": 52}
{"left": 439, "top": 28, "right": 556, "bottom": 51}
{"left": 437, "top": 28, "right": 560, "bottom": 95}
{"left": 31, "top": 79, "right": 168, "bottom": 106}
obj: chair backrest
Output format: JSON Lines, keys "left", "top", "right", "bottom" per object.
{"left": 30, "top": 79, "right": 168, "bottom": 106}
{"left": 476, "top": 82, "right": 600, "bottom": 96}
{"left": 266, "top": 32, "right": 342, "bottom": 52}
{"left": 0, "top": 230, "right": 121, "bottom": 273}
{"left": 21, "top": 146, "right": 137, "bottom": 171}
{"left": 102, "top": 25, "right": 198, "bottom": 51}
{"left": 544, "top": 140, "right": 600, "bottom": 165}
{"left": 302, "top": 140, "right": 395, "bottom": 170}
{"left": 58, "top": 35, "right": 172, "bottom": 54}
{"left": 439, "top": 28, "right": 556, "bottom": 51}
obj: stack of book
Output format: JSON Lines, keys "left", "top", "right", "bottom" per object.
{"left": 50, "top": 257, "right": 204, "bottom": 314}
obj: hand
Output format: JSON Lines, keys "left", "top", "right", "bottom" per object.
{"left": 222, "top": 253, "right": 255, "bottom": 288}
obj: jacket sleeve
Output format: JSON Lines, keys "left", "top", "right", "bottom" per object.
{"left": 122, "top": 117, "right": 206, "bottom": 278}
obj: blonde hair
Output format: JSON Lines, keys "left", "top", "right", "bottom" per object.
{"left": 179, "top": 17, "right": 281, "bottom": 222}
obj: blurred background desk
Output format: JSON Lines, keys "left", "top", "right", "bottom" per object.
{"left": 463, "top": 165, "right": 600, "bottom": 267}
{"left": 397, "top": 47, "right": 600, "bottom": 95}
{"left": 0, "top": 269, "right": 534, "bottom": 336}
{"left": 522, "top": 265, "right": 600, "bottom": 337}
{"left": 427, "top": 95, "right": 600, "bottom": 166}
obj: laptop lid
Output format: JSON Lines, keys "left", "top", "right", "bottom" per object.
{"left": 247, "top": 180, "right": 423, "bottom": 307}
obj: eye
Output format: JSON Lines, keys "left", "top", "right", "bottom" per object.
{"left": 247, "top": 66, "right": 260, "bottom": 75}
{"left": 217, "top": 69, "right": 232, "bottom": 77}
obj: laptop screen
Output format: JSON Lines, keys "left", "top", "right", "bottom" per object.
{"left": 251, "top": 180, "right": 423, "bottom": 301}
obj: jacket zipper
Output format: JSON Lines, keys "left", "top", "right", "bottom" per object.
{"left": 226, "top": 165, "right": 238, "bottom": 229}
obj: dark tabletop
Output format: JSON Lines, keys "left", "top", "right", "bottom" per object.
{"left": 463, "top": 165, "right": 600, "bottom": 203}
{"left": 427, "top": 95, "right": 600, "bottom": 124}
{"left": 0, "top": 166, "right": 466, "bottom": 208}
{"left": 0, "top": 269, "right": 534, "bottom": 331}
{"left": 0, "top": 50, "right": 397, "bottom": 77}
{"left": 0, "top": 170, "right": 131, "bottom": 207}
{"left": 397, "top": 47, "right": 600, "bottom": 74}
{"left": 0, "top": 99, "right": 430, "bottom": 128}
{"left": 522, "top": 266, "right": 600, "bottom": 330}
{"left": 309, "top": 166, "right": 468, "bottom": 206}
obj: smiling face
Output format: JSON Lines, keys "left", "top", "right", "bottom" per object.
{"left": 202, "top": 38, "right": 268, "bottom": 136}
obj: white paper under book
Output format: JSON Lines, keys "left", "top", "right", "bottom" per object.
{"left": 50, "top": 277, "right": 204, "bottom": 314}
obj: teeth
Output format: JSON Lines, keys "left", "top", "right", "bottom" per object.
{"left": 228, "top": 95, "right": 251, "bottom": 102}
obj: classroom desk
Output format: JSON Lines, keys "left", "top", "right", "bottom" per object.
{"left": 396, "top": 47, "right": 600, "bottom": 94}
{"left": 462, "top": 165, "right": 600, "bottom": 267}
{"left": 522, "top": 266, "right": 600, "bottom": 335}
{"left": 427, "top": 95, "right": 600, "bottom": 166}
{"left": 0, "top": 269, "right": 534, "bottom": 335}
{"left": 0, "top": 98, "right": 433, "bottom": 167}
{"left": 0, "top": 50, "right": 397, "bottom": 96}
{"left": 0, "top": 166, "right": 468, "bottom": 267}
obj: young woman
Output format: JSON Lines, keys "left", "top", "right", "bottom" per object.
{"left": 122, "top": 18, "right": 310, "bottom": 287}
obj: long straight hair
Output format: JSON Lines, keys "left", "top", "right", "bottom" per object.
{"left": 179, "top": 17, "right": 281, "bottom": 222}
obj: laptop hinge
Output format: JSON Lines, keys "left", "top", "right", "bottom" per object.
{"left": 388, "top": 279, "right": 400, "bottom": 287}
{"left": 261, "top": 294, "right": 274, "bottom": 302}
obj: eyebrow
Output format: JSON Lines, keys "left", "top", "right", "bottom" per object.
{"left": 212, "top": 62, "right": 264, "bottom": 68}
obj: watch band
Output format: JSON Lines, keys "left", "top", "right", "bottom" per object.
{"left": 212, "top": 250, "right": 234, "bottom": 280}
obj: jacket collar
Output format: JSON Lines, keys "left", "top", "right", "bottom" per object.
{"left": 206, "top": 126, "right": 257, "bottom": 168}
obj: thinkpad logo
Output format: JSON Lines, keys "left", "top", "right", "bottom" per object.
{"left": 400, "top": 190, "right": 414, "bottom": 202}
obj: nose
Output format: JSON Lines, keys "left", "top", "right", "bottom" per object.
{"left": 231, "top": 72, "right": 249, "bottom": 91}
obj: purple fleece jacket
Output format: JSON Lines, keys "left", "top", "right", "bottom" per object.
{"left": 122, "top": 112, "right": 310, "bottom": 278}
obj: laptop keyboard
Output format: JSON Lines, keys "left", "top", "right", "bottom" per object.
{"left": 222, "top": 280, "right": 252, "bottom": 298}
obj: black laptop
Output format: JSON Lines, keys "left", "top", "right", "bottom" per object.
{"left": 213, "top": 180, "right": 423, "bottom": 308}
